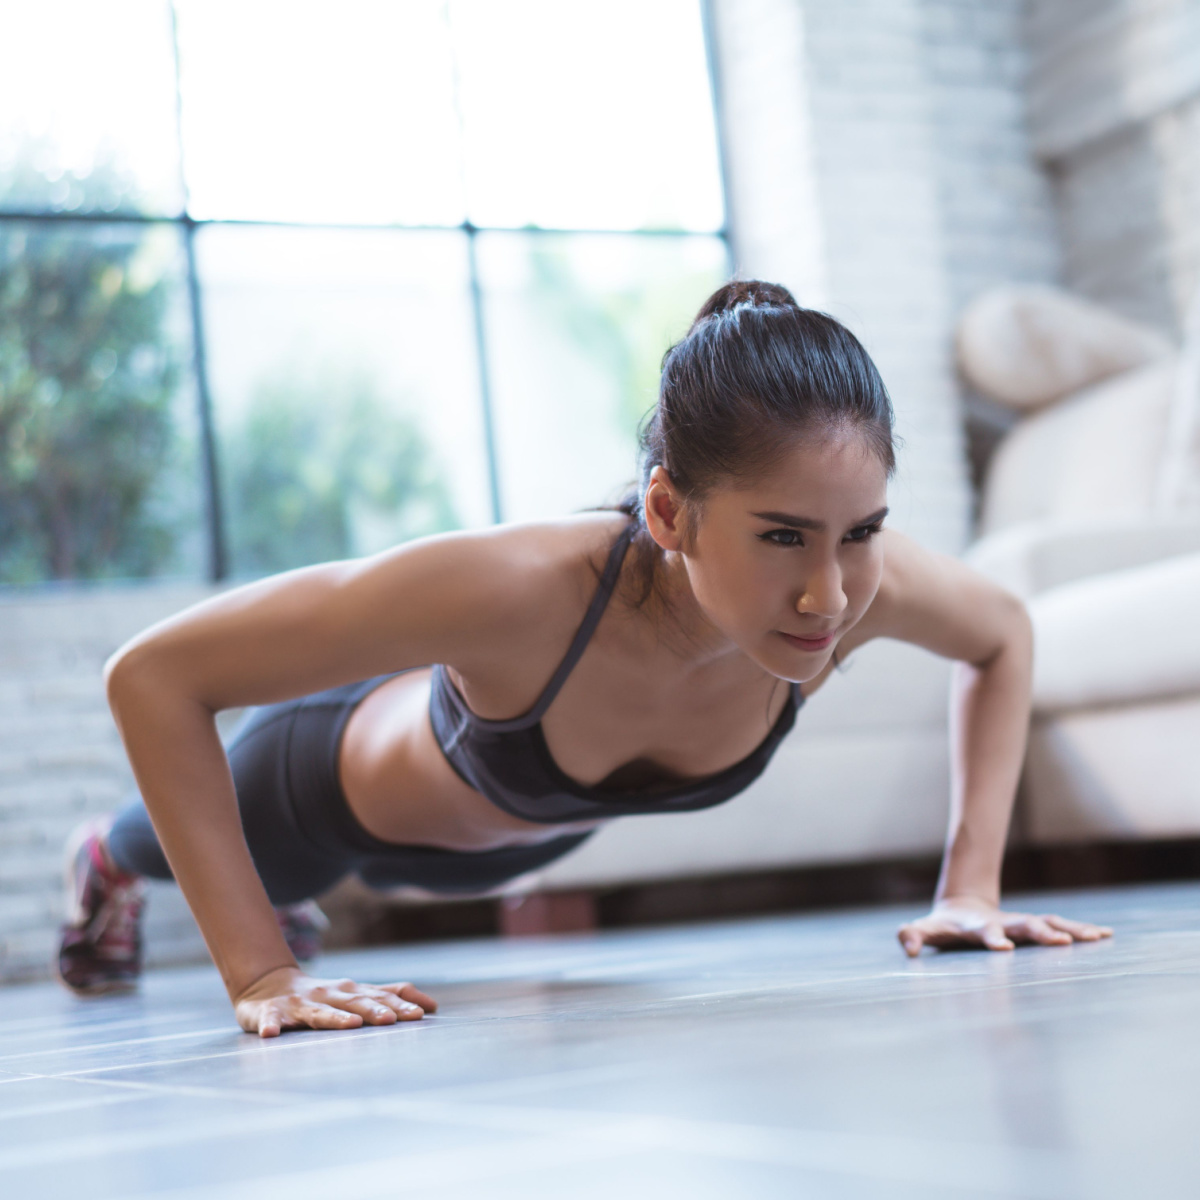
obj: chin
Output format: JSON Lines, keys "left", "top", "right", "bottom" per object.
{"left": 755, "top": 643, "right": 832, "bottom": 685}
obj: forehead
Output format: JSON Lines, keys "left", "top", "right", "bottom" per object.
{"left": 727, "top": 431, "right": 889, "bottom": 510}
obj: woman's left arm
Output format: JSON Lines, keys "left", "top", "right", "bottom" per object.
{"left": 855, "top": 532, "right": 1112, "bottom": 955}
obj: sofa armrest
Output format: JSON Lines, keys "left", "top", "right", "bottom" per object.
{"left": 1029, "top": 551, "right": 1200, "bottom": 713}
{"left": 965, "top": 517, "right": 1200, "bottom": 599}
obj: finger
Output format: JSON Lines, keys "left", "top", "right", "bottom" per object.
{"left": 339, "top": 996, "right": 400, "bottom": 1025}
{"left": 369, "top": 991, "right": 427, "bottom": 1021}
{"left": 378, "top": 982, "right": 438, "bottom": 1013}
{"left": 365, "top": 991, "right": 414, "bottom": 1019}
{"left": 1010, "top": 916, "right": 1071, "bottom": 946}
{"left": 897, "top": 925, "right": 925, "bottom": 957}
{"left": 257, "top": 1002, "right": 285, "bottom": 1039}
{"left": 295, "top": 1001, "right": 363, "bottom": 1031}
{"left": 981, "top": 923, "right": 1015, "bottom": 951}
{"left": 1043, "top": 915, "right": 1113, "bottom": 940}
{"left": 921, "top": 929, "right": 981, "bottom": 949}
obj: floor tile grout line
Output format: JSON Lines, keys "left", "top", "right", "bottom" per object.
{"left": 26, "top": 1061, "right": 650, "bottom": 1111}
{"left": 0, "top": 1008, "right": 215, "bottom": 1039}
{"left": 33, "top": 1020, "right": 436, "bottom": 1077}
{"left": 16, "top": 963, "right": 1170, "bottom": 1078}
{"left": 642, "top": 965, "right": 1157, "bottom": 1008}
{"left": 1, "top": 1055, "right": 1087, "bottom": 1181}
{"left": 39, "top": 1091, "right": 1084, "bottom": 1200}
{"left": 117, "top": 1131, "right": 645, "bottom": 1200}
{"left": 0, "top": 1026, "right": 237, "bottom": 1066}
{"left": 0, "top": 1069, "right": 1080, "bottom": 1195}
{"left": 0, "top": 1089, "right": 146, "bottom": 1122}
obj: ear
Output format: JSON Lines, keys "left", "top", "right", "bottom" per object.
{"left": 643, "top": 465, "right": 687, "bottom": 552}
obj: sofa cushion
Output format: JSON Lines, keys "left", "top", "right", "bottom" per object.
{"left": 965, "top": 517, "right": 1200, "bottom": 599}
{"left": 957, "top": 285, "right": 1171, "bottom": 411}
{"left": 1028, "top": 551, "right": 1200, "bottom": 712}
{"left": 1024, "top": 697, "right": 1200, "bottom": 842}
{"left": 979, "top": 359, "right": 1177, "bottom": 534}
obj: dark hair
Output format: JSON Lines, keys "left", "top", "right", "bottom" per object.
{"left": 613, "top": 279, "right": 895, "bottom": 607}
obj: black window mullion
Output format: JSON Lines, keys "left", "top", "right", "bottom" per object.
{"left": 464, "top": 223, "right": 504, "bottom": 525}
{"left": 181, "top": 215, "right": 226, "bottom": 582}
{"left": 699, "top": 0, "right": 736, "bottom": 258}
{"left": 170, "top": 0, "right": 226, "bottom": 582}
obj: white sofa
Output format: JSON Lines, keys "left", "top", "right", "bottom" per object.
{"left": 959, "top": 286, "right": 1200, "bottom": 844}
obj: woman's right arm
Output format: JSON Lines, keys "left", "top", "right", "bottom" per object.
{"left": 104, "top": 528, "right": 564, "bottom": 1035}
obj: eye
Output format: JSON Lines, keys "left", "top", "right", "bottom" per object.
{"left": 759, "top": 529, "right": 804, "bottom": 547}
{"left": 844, "top": 522, "right": 884, "bottom": 544}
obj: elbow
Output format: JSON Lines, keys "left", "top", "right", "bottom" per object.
{"left": 103, "top": 644, "right": 137, "bottom": 713}
{"left": 104, "top": 635, "right": 217, "bottom": 722}
{"left": 971, "top": 590, "right": 1033, "bottom": 672}
{"left": 1008, "top": 592, "right": 1033, "bottom": 653}
{"left": 103, "top": 637, "right": 162, "bottom": 713}
{"left": 995, "top": 591, "right": 1033, "bottom": 676}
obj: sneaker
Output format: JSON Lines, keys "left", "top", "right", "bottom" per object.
{"left": 56, "top": 818, "right": 146, "bottom": 994}
{"left": 275, "top": 900, "right": 329, "bottom": 963}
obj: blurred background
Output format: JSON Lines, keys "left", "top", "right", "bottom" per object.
{"left": 3, "top": 0, "right": 1199, "bottom": 978}
{"left": 0, "top": 0, "right": 730, "bottom": 587}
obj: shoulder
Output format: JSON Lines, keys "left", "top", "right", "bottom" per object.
{"left": 346, "top": 512, "right": 632, "bottom": 670}
{"left": 871, "top": 529, "right": 952, "bottom": 612}
{"left": 388, "top": 512, "right": 628, "bottom": 608}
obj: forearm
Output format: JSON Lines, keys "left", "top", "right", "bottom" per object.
{"left": 108, "top": 668, "right": 296, "bottom": 999}
{"left": 935, "top": 607, "right": 1033, "bottom": 906}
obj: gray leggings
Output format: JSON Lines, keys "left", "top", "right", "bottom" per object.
{"left": 107, "top": 676, "right": 592, "bottom": 907}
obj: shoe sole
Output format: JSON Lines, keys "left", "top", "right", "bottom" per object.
{"left": 53, "top": 965, "right": 139, "bottom": 997}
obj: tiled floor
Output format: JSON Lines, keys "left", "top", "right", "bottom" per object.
{"left": 2, "top": 882, "right": 1199, "bottom": 1199}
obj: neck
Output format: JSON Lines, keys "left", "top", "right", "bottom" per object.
{"left": 640, "top": 549, "right": 745, "bottom": 670}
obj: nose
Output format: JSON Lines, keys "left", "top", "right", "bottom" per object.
{"left": 796, "top": 558, "right": 848, "bottom": 620}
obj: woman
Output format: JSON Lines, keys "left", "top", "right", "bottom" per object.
{"left": 57, "top": 281, "right": 1111, "bottom": 1037}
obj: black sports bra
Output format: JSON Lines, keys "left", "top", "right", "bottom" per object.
{"left": 428, "top": 521, "right": 804, "bottom": 825}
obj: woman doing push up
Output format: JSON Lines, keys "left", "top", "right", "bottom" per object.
{"left": 57, "top": 280, "right": 1111, "bottom": 1036}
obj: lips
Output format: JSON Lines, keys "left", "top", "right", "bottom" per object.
{"left": 778, "top": 629, "right": 837, "bottom": 652}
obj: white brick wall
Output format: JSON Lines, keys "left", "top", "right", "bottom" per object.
{"left": 1027, "top": 0, "right": 1200, "bottom": 333}
{"left": 919, "top": 0, "right": 1061, "bottom": 313}
{"left": 712, "top": 0, "right": 1059, "bottom": 554}
{"left": 0, "top": 586, "right": 215, "bottom": 981}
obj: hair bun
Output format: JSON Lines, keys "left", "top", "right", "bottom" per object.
{"left": 692, "top": 280, "right": 798, "bottom": 327}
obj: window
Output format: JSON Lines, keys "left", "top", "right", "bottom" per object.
{"left": 0, "top": 0, "right": 727, "bottom": 585}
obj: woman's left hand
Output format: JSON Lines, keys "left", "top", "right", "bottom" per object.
{"left": 897, "top": 895, "right": 1113, "bottom": 957}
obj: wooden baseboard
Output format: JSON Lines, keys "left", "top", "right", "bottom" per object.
{"left": 498, "top": 890, "right": 598, "bottom": 937}
{"left": 319, "top": 838, "right": 1200, "bottom": 950}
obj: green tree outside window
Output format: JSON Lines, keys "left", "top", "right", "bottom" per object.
{"left": 223, "top": 364, "right": 459, "bottom": 576}
{"left": 0, "top": 157, "right": 189, "bottom": 584}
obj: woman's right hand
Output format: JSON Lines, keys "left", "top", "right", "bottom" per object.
{"left": 233, "top": 965, "right": 437, "bottom": 1038}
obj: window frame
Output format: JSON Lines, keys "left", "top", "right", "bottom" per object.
{"left": 0, "top": 0, "right": 731, "bottom": 583}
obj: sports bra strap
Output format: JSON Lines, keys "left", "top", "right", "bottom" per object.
{"left": 519, "top": 520, "right": 636, "bottom": 726}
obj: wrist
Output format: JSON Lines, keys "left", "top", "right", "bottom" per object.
{"left": 229, "top": 960, "right": 301, "bottom": 1005}
{"left": 936, "top": 841, "right": 1002, "bottom": 910}
{"left": 934, "top": 891, "right": 1000, "bottom": 911}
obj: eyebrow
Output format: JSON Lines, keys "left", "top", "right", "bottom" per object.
{"left": 750, "top": 506, "right": 889, "bottom": 532}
